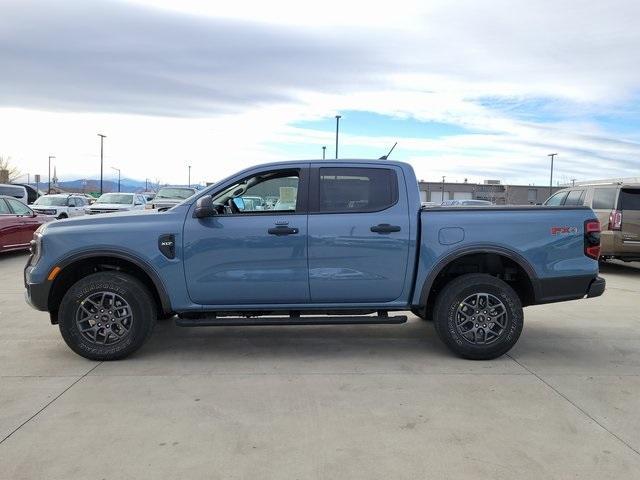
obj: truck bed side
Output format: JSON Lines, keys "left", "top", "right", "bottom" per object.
{"left": 412, "top": 206, "right": 600, "bottom": 307}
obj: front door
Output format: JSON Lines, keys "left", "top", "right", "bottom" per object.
{"left": 5, "top": 198, "right": 36, "bottom": 247}
{"left": 307, "top": 164, "right": 411, "bottom": 303}
{"left": 183, "top": 166, "right": 310, "bottom": 306}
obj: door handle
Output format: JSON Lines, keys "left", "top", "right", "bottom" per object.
{"left": 370, "top": 223, "right": 401, "bottom": 234}
{"left": 268, "top": 226, "right": 299, "bottom": 236}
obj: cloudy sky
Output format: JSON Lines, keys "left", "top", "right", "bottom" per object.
{"left": 1, "top": 0, "right": 639, "bottom": 186}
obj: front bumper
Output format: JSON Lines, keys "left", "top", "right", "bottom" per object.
{"left": 586, "top": 276, "right": 606, "bottom": 298}
{"left": 24, "top": 264, "right": 51, "bottom": 311}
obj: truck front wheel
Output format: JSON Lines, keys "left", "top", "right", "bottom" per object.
{"left": 58, "top": 272, "right": 156, "bottom": 360}
{"left": 433, "top": 274, "right": 523, "bottom": 360}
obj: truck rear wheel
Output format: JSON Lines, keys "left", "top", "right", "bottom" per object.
{"left": 58, "top": 272, "right": 156, "bottom": 360}
{"left": 433, "top": 274, "right": 523, "bottom": 360}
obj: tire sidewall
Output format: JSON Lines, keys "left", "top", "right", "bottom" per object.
{"left": 58, "top": 273, "right": 155, "bottom": 360}
{"left": 436, "top": 276, "right": 523, "bottom": 359}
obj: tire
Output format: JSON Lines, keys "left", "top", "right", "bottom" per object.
{"left": 433, "top": 274, "right": 523, "bottom": 360}
{"left": 57, "top": 213, "right": 68, "bottom": 219}
{"left": 58, "top": 272, "right": 156, "bottom": 360}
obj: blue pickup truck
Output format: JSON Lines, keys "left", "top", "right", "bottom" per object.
{"left": 24, "top": 160, "right": 605, "bottom": 361}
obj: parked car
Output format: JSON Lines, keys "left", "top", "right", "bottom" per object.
{"left": 544, "top": 182, "right": 640, "bottom": 262}
{"left": 0, "top": 184, "right": 28, "bottom": 204}
{"left": 0, "top": 195, "right": 52, "bottom": 253}
{"left": 147, "top": 186, "right": 197, "bottom": 210}
{"left": 32, "top": 194, "right": 88, "bottom": 219}
{"left": 13, "top": 184, "right": 40, "bottom": 204}
{"left": 441, "top": 199, "right": 494, "bottom": 206}
{"left": 87, "top": 193, "right": 147, "bottom": 214}
{"left": 25, "top": 160, "right": 604, "bottom": 361}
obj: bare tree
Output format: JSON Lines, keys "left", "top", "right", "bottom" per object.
{"left": 0, "top": 155, "right": 21, "bottom": 182}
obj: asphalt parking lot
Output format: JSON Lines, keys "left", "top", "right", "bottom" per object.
{"left": 1, "top": 252, "right": 639, "bottom": 479}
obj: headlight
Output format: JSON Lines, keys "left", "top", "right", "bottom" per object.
{"left": 30, "top": 232, "right": 43, "bottom": 265}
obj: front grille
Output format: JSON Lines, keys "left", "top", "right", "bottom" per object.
{"left": 88, "top": 209, "right": 119, "bottom": 214}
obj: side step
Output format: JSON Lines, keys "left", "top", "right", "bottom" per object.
{"left": 175, "top": 315, "right": 408, "bottom": 327}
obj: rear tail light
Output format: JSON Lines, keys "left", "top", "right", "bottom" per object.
{"left": 584, "top": 219, "right": 601, "bottom": 260}
{"left": 608, "top": 210, "right": 622, "bottom": 230}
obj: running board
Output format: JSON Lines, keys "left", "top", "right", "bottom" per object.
{"left": 175, "top": 315, "right": 408, "bottom": 327}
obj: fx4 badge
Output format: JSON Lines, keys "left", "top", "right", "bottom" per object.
{"left": 551, "top": 226, "right": 578, "bottom": 235}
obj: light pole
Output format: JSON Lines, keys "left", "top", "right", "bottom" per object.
{"left": 98, "top": 134, "right": 106, "bottom": 194}
{"left": 335, "top": 115, "right": 341, "bottom": 159}
{"left": 48, "top": 155, "right": 55, "bottom": 194}
{"left": 111, "top": 167, "right": 121, "bottom": 192}
{"left": 441, "top": 176, "right": 446, "bottom": 203}
{"left": 322, "top": 146, "right": 326, "bottom": 160}
{"left": 548, "top": 153, "right": 557, "bottom": 197}
{"left": 188, "top": 165, "right": 191, "bottom": 187}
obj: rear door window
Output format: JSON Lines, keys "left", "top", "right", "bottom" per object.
{"left": 0, "top": 199, "right": 11, "bottom": 214}
{"left": 564, "top": 190, "right": 585, "bottom": 206}
{"left": 592, "top": 187, "right": 618, "bottom": 210}
{"left": 618, "top": 188, "right": 640, "bottom": 210}
{"left": 318, "top": 167, "right": 397, "bottom": 213}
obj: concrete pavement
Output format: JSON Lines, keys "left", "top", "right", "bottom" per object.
{"left": 1, "top": 252, "right": 639, "bottom": 479}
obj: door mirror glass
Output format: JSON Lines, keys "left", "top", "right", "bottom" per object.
{"left": 232, "top": 197, "right": 245, "bottom": 211}
{"left": 194, "top": 196, "right": 216, "bottom": 218}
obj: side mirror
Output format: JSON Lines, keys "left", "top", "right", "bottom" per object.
{"left": 232, "top": 197, "right": 245, "bottom": 211}
{"left": 193, "top": 196, "right": 216, "bottom": 218}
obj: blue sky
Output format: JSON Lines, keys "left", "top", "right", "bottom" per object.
{"left": 0, "top": 0, "right": 639, "bottom": 186}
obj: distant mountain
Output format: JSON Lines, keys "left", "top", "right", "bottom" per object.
{"left": 55, "top": 178, "right": 194, "bottom": 193}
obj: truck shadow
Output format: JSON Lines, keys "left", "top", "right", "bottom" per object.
{"left": 599, "top": 260, "right": 640, "bottom": 277}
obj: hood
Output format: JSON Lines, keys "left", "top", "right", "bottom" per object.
{"left": 89, "top": 203, "right": 134, "bottom": 210}
{"left": 44, "top": 205, "right": 185, "bottom": 231}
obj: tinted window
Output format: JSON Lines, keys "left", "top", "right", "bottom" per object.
{"left": 619, "top": 188, "right": 640, "bottom": 210}
{"left": 6, "top": 198, "right": 31, "bottom": 215}
{"left": 0, "top": 185, "right": 25, "bottom": 198}
{"left": 592, "top": 188, "right": 617, "bottom": 210}
{"left": 319, "top": 168, "right": 397, "bottom": 213}
{"left": 545, "top": 191, "right": 568, "bottom": 206}
{"left": 0, "top": 199, "right": 11, "bottom": 214}
{"left": 564, "top": 190, "right": 585, "bottom": 206}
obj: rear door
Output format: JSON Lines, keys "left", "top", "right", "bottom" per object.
{"left": 307, "top": 164, "right": 411, "bottom": 303}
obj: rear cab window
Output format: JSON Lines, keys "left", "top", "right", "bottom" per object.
{"left": 317, "top": 167, "right": 398, "bottom": 213}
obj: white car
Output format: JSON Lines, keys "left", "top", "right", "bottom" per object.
{"left": 87, "top": 193, "right": 147, "bottom": 214}
{"left": 32, "top": 194, "right": 89, "bottom": 219}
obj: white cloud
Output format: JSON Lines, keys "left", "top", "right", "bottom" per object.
{"left": 1, "top": 0, "right": 639, "bottom": 185}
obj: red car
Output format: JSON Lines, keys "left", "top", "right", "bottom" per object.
{"left": 0, "top": 195, "right": 53, "bottom": 253}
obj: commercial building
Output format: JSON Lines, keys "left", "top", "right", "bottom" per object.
{"left": 418, "top": 180, "right": 563, "bottom": 205}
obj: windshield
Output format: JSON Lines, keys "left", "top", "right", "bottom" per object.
{"left": 96, "top": 193, "right": 133, "bottom": 205}
{"left": 34, "top": 196, "right": 68, "bottom": 206}
{"left": 155, "top": 187, "right": 195, "bottom": 199}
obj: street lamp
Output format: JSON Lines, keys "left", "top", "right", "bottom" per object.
{"left": 48, "top": 155, "right": 55, "bottom": 194}
{"left": 441, "top": 176, "right": 446, "bottom": 203}
{"left": 335, "top": 115, "right": 341, "bottom": 159}
{"left": 188, "top": 165, "right": 191, "bottom": 187}
{"left": 322, "top": 146, "right": 326, "bottom": 160}
{"left": 98, "top": 133, "right": 106, "bottom": 194}
{"left": 111, "top": 167, "right": 121, "bottom": 192}
{"left": 548, "top": 153, "right": 558, "bottom": 197}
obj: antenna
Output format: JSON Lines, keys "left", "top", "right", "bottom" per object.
{"left": 379, "top": 142, "right": 397, "bottom": 160}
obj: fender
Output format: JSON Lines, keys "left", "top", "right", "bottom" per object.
{"left": 53, "top": 248, "right": 173, "bottom": 314}
{"left": 417, "top": 244, "right": 542, "bottom": 307}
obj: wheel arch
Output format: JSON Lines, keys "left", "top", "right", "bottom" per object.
{"left": 417, "top": 246, "right": 541, "bottom": 309}
{"left": 48, "top": 250, "right": 172, "bottom": 323}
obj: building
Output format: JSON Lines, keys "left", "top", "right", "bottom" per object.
{"left": 418, "top": 180, "right": 563, "bottom": 205}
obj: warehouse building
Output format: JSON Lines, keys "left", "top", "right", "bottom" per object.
{"left": 418, "top": 180, "right": 563, "bottom": 205}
